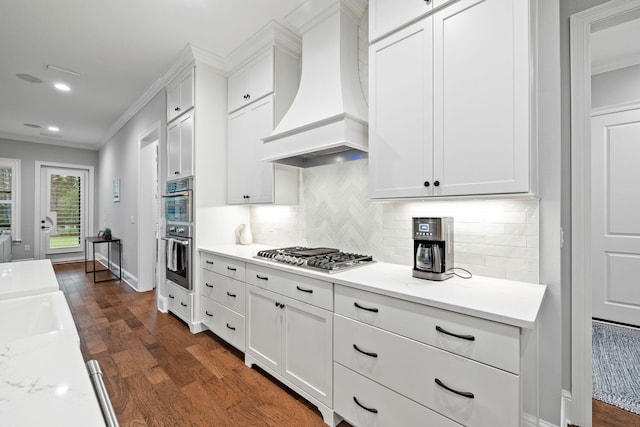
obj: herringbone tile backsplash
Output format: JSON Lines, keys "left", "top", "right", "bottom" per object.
{"left": 251, "top": 159, "right": 539, "bottom": 283}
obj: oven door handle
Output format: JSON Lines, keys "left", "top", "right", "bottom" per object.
{"left": 162, "top": 191, "right": 191, "bottom": 198}
{"left": 161, "top": 237, "right": 190, "bottom": 245}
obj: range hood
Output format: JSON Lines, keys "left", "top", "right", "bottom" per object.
{"left": 262, "top": 0, "right": 368, "bottom": 168}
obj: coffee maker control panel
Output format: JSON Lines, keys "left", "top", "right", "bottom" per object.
{"left": 413, "top": 218, "right": 444, "bottom": 240}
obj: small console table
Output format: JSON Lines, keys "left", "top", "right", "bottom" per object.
{"left": 84, "top": 237, "right": 122, "bottom": 282}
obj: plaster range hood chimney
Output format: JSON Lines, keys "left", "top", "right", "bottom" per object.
{"left": 262, "top": 0, "right": 368, "bottom": 168}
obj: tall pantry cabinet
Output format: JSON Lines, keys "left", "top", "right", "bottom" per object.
{"left": 163, "top": 47, "right": 228, "bottom": 332}
{"left": 369, "top": 0, "right": 533, "bottom": 199}
{"left": 226, "top": 23, "right": 301, "bottom": 205}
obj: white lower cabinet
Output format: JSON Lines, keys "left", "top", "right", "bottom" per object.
{"left": 334, "top": 363, "right": 461, "bottom": 427}
{"left": 167, "top": 281, "right": 193, "bottom": 324}
{"left": 201, "top": 297, "right": 245, "bottom": 351}
{"left": 245, "top": 282, "right": 335, "bottom": 423}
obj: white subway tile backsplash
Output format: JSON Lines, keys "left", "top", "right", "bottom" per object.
{"left": 250, "top": 159, "right": 539, "bottom": 283}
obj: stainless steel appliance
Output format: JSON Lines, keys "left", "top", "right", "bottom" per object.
{"left": 163, "top": 177, "right": 192, "bottom": 223}
{"left": 412, "top": 217, "right": 454, "bottom": 281}
{"left": 256, "top": 247, "right": 374, "bottom": 273}
{"left": 163, "top": 224, "right": 192, "bottom": 290}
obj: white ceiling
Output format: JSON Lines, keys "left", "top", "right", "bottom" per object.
{"left": 0, "top": 0, "right": 305, "bottom": 150}
{"left": 591, "top": 15, "right": 640, "bottom": 75}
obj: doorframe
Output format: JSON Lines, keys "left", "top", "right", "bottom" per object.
{"left": 570, "top": 1, "right": 640, "bottom": 425}
{"left": 137, "top": 121, "right": 161, "bottom": 293}
{"left": 34, "top": 161, "right": 95, "bottom": 261}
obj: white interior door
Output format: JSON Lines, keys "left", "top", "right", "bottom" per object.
{"left": 591, "top": 107, "right": 640, "bottom": 326}
{"left": 39, "top": 166, "right": 89, "bottom": 258}
{"left": 138, "top": 139, "right": 159, "bottom": 292}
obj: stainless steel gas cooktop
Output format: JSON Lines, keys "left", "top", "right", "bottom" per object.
{"left": 255, "top": 247, "right": 374, "bottom": 274}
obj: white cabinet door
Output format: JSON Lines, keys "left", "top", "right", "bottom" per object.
{"left": 282, "top": 297, "right": 333, "bottom": 407}
{"left": 228, "top": 48, "right": 274, "bottom": 113}
{"left": 432, "top": 0, "right": 529, "bottom": 196}
{"left": 167, "top": 121, "right": 181, "bottom": 179}
{"left": 369, "top": 0, "right": 433, "bottom": 41}
{"left": 179, "top": 113, "right": 194, "bottom": 178}
{"left": 167, "top": 112, "right": 194, "bottom": 179}
{"left": 228, "top": 96, "right": 275, "bottom": 204}
{"left": 167, "top": 67, "right": 195, "bottom": 122}
{"left": 369, "top": 19, "right": 433, "bottom": 199}
{"left": 246, "top": 284, "right": 282, "bottom": 373}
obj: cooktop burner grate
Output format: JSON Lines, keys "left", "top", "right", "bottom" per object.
{"left": 255, "top": 247, "right": 374, "bottom": 273}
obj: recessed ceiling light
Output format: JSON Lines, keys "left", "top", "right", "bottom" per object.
{"left": 16, "top": 73, "right": 43, "bottom": 84}
{"left": 24, "top": 123, "right": 42, "bottom": 128}
{"left": 48, "top": 126, "right": 60, "bottom": 132}
{"left": 54, "top": 83, "right": 70, "bottom": 92}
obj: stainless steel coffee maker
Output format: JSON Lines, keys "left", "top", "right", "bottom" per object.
{"left": 412, "top": 217, "right": 454, "bottom": 281}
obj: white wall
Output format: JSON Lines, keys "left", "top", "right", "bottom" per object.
{"left": 592, "top": 63, "right": 640, "bottom": 108}
{"left": 98, "top": 91, "right": 165, "bottom": 281}
{"left": 0, "top": 137, "right": 98, "bottom": 260}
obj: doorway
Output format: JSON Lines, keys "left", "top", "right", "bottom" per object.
{"left": 137, "top": 122, "right": 160, "bottom": 292}
{"left": 570, "top": 1, "right": 640, "bottom": 425}
{"left": 35, "top": 162, "right": 94, "bottom": 262}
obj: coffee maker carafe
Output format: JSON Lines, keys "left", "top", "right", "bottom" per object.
{"left": 412, "top": 217, "right": 453, "bottom": 281}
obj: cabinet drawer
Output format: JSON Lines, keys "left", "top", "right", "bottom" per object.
{"left": 167, "top": 281, "right": 193, "bottom": 323}
{"left": 334, "top": 363, "right": 461, "bottom": 427}
{"left": 201, "top": 297, "right": 245, "bottom": 352}
{"left": 334, "top": 314, "right": 519, "bottom": 427}
{"left": 201, "top": 253, "right": 246, "bottom": 281}
{"left": 246, "top": 264, "right": 333, "bottom": 310}
{"left": 335, "top": 284, "right": 519, "bottom": 373}
{"left": 200, "top": 269, "right": 246, "bottom": 315}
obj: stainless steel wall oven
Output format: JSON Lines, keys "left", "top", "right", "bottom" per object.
{"left": 163, "top": 177, "right": 193, "bottom": 290}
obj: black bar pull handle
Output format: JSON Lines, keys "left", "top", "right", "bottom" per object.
{"left": 180, "top": 302, "right": 187, "bottom": 307}
{"left": 227, "top": 266, "right": 237, "bottom": 272}
{"left": 226, "top": 291, "right": 237, "bottom": 298}
{"left": 354, "top": 302, "right": 379, "bottom": 313}
{"left": 169, "top": 294, "right": 175, "bottom": 299}
{"left": 257, "top": 275, "right": 269, "bottom": 280}
{"left": 205, "top": 311, "right": 213, "bottom": 317}
{"left": 353, "top": 396, "right": 378, "bottom": 414}
{"left": 435, "top": 378, "right": 475, "bottom": 399}
{"left": 296, "top": 285, "right": 313, "bottom": 293}
{"left": 205, "top": 283, "right": 213, "bottom": 288}
{"left": 226, "top": 323, "right": 236, "bottom": 331}
{"left": 436, "top": 325, "right": 475, "bottom": 341}
{"left": 353, "top": 344, "right": 378, "bottom": 358}
{"left": 205, "top": 260, "right": 214, "bottom": 265}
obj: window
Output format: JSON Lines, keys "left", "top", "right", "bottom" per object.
{"left": 0, "top": 158, "right": 21, "bottom": 241}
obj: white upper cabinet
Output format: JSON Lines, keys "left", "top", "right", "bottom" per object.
{"left": 369, "top": 0, "right": 531, "bottom": 199}
{"left": 369, "top": 18, "right": 433, "bottom": 199}
{"left": 167, "top": 112, "right": 194, "bottom": 179}
{"left": 167, "top": 67, "right": 195, "bottom": 123}
{"left": 228, "top": 48, "right": 275, "bottom": 113}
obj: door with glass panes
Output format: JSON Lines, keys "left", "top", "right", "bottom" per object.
{"left": 39, "top": 167, "right": 89, "bottom": 258}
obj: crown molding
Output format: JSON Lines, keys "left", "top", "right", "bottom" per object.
{"left": 224, "top": 21, "right": 302, "bottom": 73}
{"left": 287, "top": 0, "right": 367, "bottom": 34}
{"left": 0, "top": 131, "right": 100, "bottom": 151}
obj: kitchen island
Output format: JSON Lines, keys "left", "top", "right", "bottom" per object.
{"left": 198, "top": 244, "right": 546, "bottom": 427}
{"left": 0, "top": 260, "right": 108, "bottom": 426}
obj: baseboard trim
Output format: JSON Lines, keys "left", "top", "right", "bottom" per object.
{"left": 539, "top": 419, "right": 560, "bottom": 427}
{"left": 95, "top": 254, "right": 139, "bottom": 291}
{"left": 561, "top": 389, "right": 573, "bottom": 427}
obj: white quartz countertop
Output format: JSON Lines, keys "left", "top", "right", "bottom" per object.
{"left": 0, "top": 259, "right": 60, "bottom": 300}
{"left": 0, "top": 331, "right": 106, "bottom": 426}
{"left": 200, "top": 244, "right": 546, "bottom": 329}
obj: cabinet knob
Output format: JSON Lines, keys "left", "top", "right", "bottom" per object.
{"left": 423, "top": 181, "right": 430, "bottom": 187}
{"left": 174, "top": 171, "right": 180, "bottom": 175}
{"left": 424, "top": 0, "right": 432, "bottom": 4}
{"left": 434, "top": 180, "right": 440, "bottom": 187}
{"left": 174, "top": 107, "right": 181, "bottom": 111}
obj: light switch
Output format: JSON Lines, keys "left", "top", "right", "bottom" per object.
{"left": 130, "top": 216, "right": 135, "bottom": 224}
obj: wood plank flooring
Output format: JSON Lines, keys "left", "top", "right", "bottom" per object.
{"left": 54, "top": 262, "right": 640, "bottom": 426}
{"left": 54, "top": 262, "right": 347, "bottom": 427}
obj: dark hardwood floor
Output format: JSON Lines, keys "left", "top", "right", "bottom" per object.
{"left": 592, "top": 399, "right": 640, "bottom": 427}
{"left": 54, "top": 262, "right": 349, "bottom": 427}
